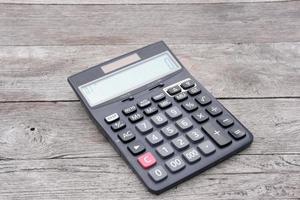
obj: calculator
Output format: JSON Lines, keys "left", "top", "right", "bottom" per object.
{"left": 68, "top": 41, "right": 253, "bottom": 194}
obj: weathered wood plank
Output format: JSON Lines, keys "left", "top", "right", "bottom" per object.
{"left": 1, "top": 43, "right": 300, "bottom": 102}
{"left": 0, "top": 99, "right": 299, "bottom": 160}
{"left": 0, "top": 157, "right": 299, "bottom": 199}
{"left": 0, "top": 2, "right": 299, "bottom": 45}
{"left": 0, "top": 0, "right": 289, "bottom": 4}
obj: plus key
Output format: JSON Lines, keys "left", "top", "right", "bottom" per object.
{"left": 202, "top": 123, "right": 232, "bottom": 147}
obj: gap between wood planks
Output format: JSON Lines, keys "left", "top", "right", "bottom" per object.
{"left": 0, "top": 97, "right": 300, "bottom": 104}
{"left": 0, "top": 0, "right": 297, "bottom": 6}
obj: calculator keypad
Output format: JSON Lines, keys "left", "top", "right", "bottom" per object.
{"left": 104, "top": 78, "right": 250, "bottom": 187}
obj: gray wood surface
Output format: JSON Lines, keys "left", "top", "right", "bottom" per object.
{"left": 0, "top": 2, "right": 300, "bottom": 46}
{"left": 1, "top": 43, "right": 300, "bottom": 101}
{"left": 0, "top": 0, "right": 299, "bottom": 199}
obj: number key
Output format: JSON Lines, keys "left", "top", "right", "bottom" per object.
{"left": 165, "top": 156, "right": 185, "bottom": 173}
{"left": 156, "top": 143, "right": 174, "bottom": 158}
{"left": 136, "top": 120, "right": 153, "bottom": 134}
{"left": 146, "top": 131, "right": 163, "bottom": 146}
{"left": 176, "top": 117, "right": 193, "bottom": 131}
{"left": 161, "top": 124, "right": 179, "bottom": 138}
{"left": 186, "top": 128, "right": 204, "bottom": 143}
{"left": 151, "top": 113, "right": 168, "bottom": 126}
{"left": 171, "top": 135, "right": 189, "bottom": 150}
{"left": 148, "top": 165, "right": 168, "bottom": 182}
{"left": 165, "top": 106, "right": 182, "bottom": 119}
{"left": 182, "top": 148, "right": 201, "bottom": 163}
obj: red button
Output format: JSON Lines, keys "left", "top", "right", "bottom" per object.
{"left": 137, "top": 152, "right": 156, "bottom": 169}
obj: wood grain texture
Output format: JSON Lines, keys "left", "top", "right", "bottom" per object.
{"left": 0, "top": 155, "right": 299, "bottom": 200}
{"left": 0, "top": 99, "right": 299, "bottom": 160}
{"left": 1, "top": 43, "right": 300, "bottom": 102}
{"left": 0, "top": 2, "right": 300, "bottom": 46}
{"left": 0, "top": 0, "right": 290, "bottom": 4}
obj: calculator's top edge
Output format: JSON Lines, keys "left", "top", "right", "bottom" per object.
{"left": 67, "top": 40, "right": 169, "bottom": 82}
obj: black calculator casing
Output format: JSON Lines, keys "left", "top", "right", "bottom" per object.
{"left": 68, "top": 41, "right": 253, "bottom": 194}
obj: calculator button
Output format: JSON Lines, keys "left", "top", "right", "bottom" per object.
{"left": 143, "top": 106, "right": 158, "bottom": 116}
{"left": 129, "top": 113, "right": 144, "bottom": 123}
{"left": 158, "top": 99, "right": 172, "bottom": 109}
{"left": 229, "top": 126, "right": 246, "bottom": 139}
{"left": 186, "top": 128, "right": 204, "bottom": 143}
{"left": 182, "top": 148, "right": 201, "bottom": 163}
{"left": 152, "top": 93, "right": 165, "bottom": 102}
{"left": 202, "top": 123, "right": 232, "bottom": 147}
{"left": 136, "top": 120, "right": 153, "bottom": 134}
{"left": 192, "top": 111, "right": 209, "bottom": 123}
{"left": 198, "top": 140, "right": 216, "bottom": 155}
{"left": 180, "top": 80, "right": 195, "bottom": 90}
{"left": 171, "top": 135, "right": 189, "bottom": 150}
{"left": 105, "top": 113, "right": 119, "bottom": 123}
{"left": 151, "top": 113, "right": 168, "bottom": 126}
{"left": 174, "top": 92, "right": 188, "bottom": 102}
{"left": 195, "top": 94, "right": 211, "bottom": 106}
{"left": 167, "top": 85, "right": 181, "bottom": 95}
{"left": 206, "top": 105, "right": 223, "bottom": 116}
{"left": 165, "top": 106, "right": 182, "bottom": 119}
{"left": 128, "top": 141, "right": 146, "bottom": 155}
{"left": 138, "top": 99, "right": 151, "bottom": 108}
{"left": 156, "top": 143, "right": 174, "bottom": 158}
{"left": 217, "top": 115, "right": 234, "bottom": 127}
{"left": 161, "top": 124, "right": 179, "bottom": 138}
{"left": 146, "top": 131, "right": 164, "bottom": 146}
{"left": 182, "top": 101, "right": 198, "bottom": 112}
{"left": 122, "top": 106, "right": 137, "bottom": 115}
{"left": 138, "top": 152, "right": 156, "bottom": 169}
{"left": 188, "top": 87, "right": 201, "bottom": 96}
{"left": 111, "top": 120, "right": 126, "bottom": 131}
{"left": 176, "top": 117, "right": 193, "bottom": 131}
{"left": 118, "top": 129, "right": 135, "bottom": 143}
{"left": 148, "top": 165, "right": 168, "bottom": 182}
{"left": 165, "top": 156, "right": 186, "bottom": 173}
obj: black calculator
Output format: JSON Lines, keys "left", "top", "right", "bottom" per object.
{"left": 68, "top": 41, "right": 254, "bottom": 194}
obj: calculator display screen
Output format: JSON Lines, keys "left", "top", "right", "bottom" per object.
{"left": 79, "top": 51, "right": 182, "bottom": 107}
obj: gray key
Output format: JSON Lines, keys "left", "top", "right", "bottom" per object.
{"left": 171, "top": 135, "right": 189, "bottom": 150}
{"left": 176, "top": 117, "right": 193, "bottom": 131}
{"left": 182, "top": 148, "right": 201, "bottom": 163}
{"left": 156, "top": 143, "right": 174, "bottom": 158}
{"left": 151, "top": 113, "right": 168, "bottom": 126}
{"left": 148, "top": 165, "right": 168, "bottom": 182}
{"left": 161, "top": 124, "right": 178, "bottom": 138}
{"left": 198, "top": 140, "right": 216, "bottom": 155}
{"left": 146, "top": 131, "right": 163, "bottom": 146}
{"left": 136, "top": 120, "right": 153, "bottom": 134}
{"left": 186, "top": 128, "right": 204, "bottom": 143}
{"left": 165, "top": 106, "right": 182, "bottom": 119}
{"left": 165, "top": 156, "right": 185, "bottom": 173}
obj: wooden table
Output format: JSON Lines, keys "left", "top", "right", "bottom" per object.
{"left": 0, "top": 0, "right": 299, "bottom": 199}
